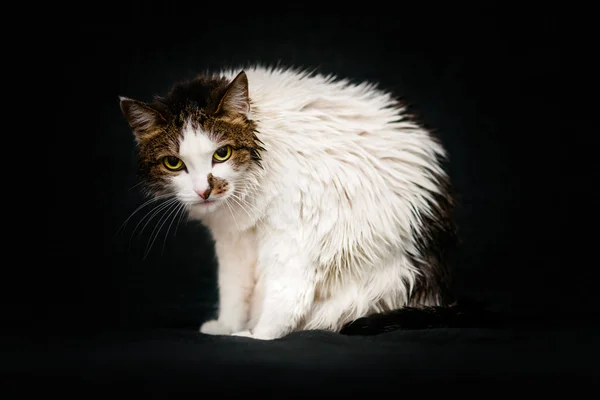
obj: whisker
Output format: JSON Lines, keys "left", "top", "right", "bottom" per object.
{"left": 227, "top": 195, "right": 268, "bottom": 230}
{"left": 224, "top": 198, "right": 241, "bottom": 232}
{"left": 144, "top": 202, "right": 177, "bottom": 258}
{"left": 230, "top": 193, "right": 263, "bottom": 215}
{"left": 130, "top": 198, "right": 179, "bottom": 248}
{"left": 161, "top": 202, "right": 187, "bottom": 254}
{"left": 229, "top": 193, "right": 267, "bottom": 223}
{"left": 128, "top": 181, "right": 146, "bottom": 191}
{"left": 173, "top": 203, "right": 189, "bottom": 238}
{"left": 134, "top": 197, "right": 178, "bottom": 239}
{"left": 227, "top": 195, "right": 254, "bottom": 220}
{"left": 116, "top": 193, "right": 173, "bottom": 236}
{"left": 144, "top": 200, "right": 181, "bottom": 259}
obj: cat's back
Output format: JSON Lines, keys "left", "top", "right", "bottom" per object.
{"left": 219, "top": 65, "right": 445, "bottom": 172}
{"left": 218, "top": 65, "right": 448, "bottom": 237}
{"left": 220, "top": 65, "right": 404, "bottom": 130}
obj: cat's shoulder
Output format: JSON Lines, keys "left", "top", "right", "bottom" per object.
{"left": 218, "top": 65, "right": 364, "bottom": 92}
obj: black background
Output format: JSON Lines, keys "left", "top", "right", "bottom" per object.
{"left": 10, "top": 5, "right": 600, "bottom": 392}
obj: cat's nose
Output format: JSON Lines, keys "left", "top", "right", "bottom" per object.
{"left": 195, "top": 188, "right": 212, "bottom": 200}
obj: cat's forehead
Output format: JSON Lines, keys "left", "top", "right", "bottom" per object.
{"left": 160, "top": 76, "right": 229, "bottom": 119}
{"left": 178, "top": 121, "right": 218, "bottom": 158}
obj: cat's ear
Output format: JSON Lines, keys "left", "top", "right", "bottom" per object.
{"left": 215, "top": 71, "right": 250, "bottom": 117}
{"left": 119, "top": 96, "right": 166, "bottom": 140}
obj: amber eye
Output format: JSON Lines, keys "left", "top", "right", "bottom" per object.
{"left": 162, "top": 156, "right": 185, "bottom": 171}
{"left": 213, "top": 145, "right": 232, "bottom": 162}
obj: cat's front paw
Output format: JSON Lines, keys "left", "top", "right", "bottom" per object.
{"left": 231, "top": 330, "right": 254, "bottom": 338}
{"left": 200, "top": 319, "right": 234, "bottom": 335}
{"left": 231, "top": 329, "right": 277, "bottom": 340}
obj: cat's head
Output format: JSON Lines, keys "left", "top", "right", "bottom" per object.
{"left": 119, "top": 71, "right": 264, "bottom": 215}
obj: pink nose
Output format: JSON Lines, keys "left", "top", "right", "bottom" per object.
{"left": 195, "top": 188, "right": 212, "bottom": 200}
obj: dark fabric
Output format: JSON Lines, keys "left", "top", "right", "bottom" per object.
{"left": 3, "top": 326, "right": 598, "bottom": 394}
{"left": 13, "top": 6, "right": 598, "bottom": 393}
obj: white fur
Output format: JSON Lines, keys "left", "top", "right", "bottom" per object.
{"left": 170, "top": 66, "right": 448, "bottom": 340}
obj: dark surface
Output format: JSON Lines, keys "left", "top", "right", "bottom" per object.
{"left": 10, "top": 7, "right": 599, "bottom": 393}
{"left": 2, "top": 327, "right": 598, "bottom": 393}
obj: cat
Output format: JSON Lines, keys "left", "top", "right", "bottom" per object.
{"left": 119, "top": 65, "right": 456, "bottom": 340}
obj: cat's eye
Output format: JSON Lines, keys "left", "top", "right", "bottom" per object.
{"left": 162, "top": 156, "right": 185, "bottom": 171}
{"left": 213, "top": 145, "right": 232, "bottom": 162}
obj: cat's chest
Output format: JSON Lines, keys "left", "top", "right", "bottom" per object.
{"left": 202, "top": 202, "right": 265, "bottom": 238}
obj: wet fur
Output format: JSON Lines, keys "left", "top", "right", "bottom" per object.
{"left": 120, "top": 65, "right": 456, "bottom": 340}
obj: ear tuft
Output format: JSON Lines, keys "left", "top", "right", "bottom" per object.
{"left": 215, "top": 71, "right": 250, "bottom": 117}
{"left": 119, "top": 96, "right": 165, "bottom": 139}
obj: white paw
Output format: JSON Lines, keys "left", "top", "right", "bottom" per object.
{"left": 199, "top": 319, "right": 233, "bottom": 335}
{"left": 231, "top": 330, "right": 277, "bottom": 340}
{"left": 231, "top": 330, "right": 254, "bottom": 338}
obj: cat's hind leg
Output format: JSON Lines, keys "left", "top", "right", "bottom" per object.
{"left": 302, "top": 258, "right": 415, "bottom": 332}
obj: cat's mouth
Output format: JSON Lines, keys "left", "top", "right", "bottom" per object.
{"left": 181, "top": 194, "right": 224, "bottom": 210}
{"left": 192, "top": 199, "right": 218, "bottom": 207}
{"left": 179, "top": 196, "right": 220, "bottom": 208}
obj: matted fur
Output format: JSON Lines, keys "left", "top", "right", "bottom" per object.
{"left": 120, "top": 65, "right": 455, "bottom": 340}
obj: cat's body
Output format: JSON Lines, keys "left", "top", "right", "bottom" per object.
{"left": 120, "top": 66, "right": 455, "bottom": 340}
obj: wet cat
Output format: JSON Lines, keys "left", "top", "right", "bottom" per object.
{"left": 119, "top": 66, "right": 455, "bottom": 340}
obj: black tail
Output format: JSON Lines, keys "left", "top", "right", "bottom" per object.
{"left": 339, "top": 300, "right": 508, "bottom": 336}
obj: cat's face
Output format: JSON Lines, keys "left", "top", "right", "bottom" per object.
{"left": 120, "top": 71, "right": 264, "bottom": 215}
